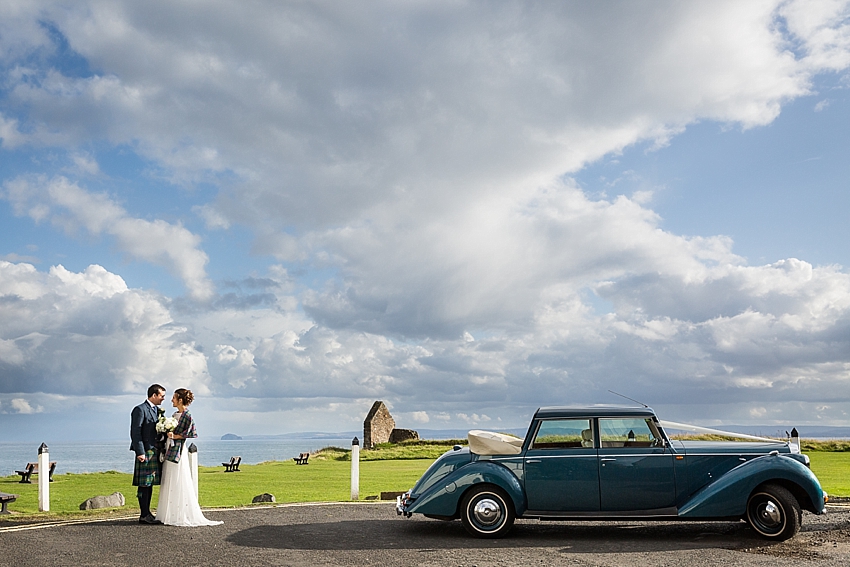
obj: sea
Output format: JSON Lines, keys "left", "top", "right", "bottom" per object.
{"left": 0, "top": 438, "right": 352, "bottom": 476}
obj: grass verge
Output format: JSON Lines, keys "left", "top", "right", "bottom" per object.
{"left": 313, "top": 439, "right": 466, "bottom": 461}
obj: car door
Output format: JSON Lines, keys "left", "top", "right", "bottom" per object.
{"left": 597, "top": 417, "right": 676, "bottom": 512}
{"left": 523, "top": 418, "right": 600, "bottom": 512}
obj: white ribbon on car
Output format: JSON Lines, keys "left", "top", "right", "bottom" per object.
{"left": 659, "top": 420, "right": 781, "bottom": 443}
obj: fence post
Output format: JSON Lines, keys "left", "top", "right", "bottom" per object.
{"left": 351, "top": 437, "right": 360, "bottom": 501}
{"left": 38, "top": 443, "right": 49, "bottom": 512}
{"left": 188, "top": 443, "right": 199, "bottom": 499}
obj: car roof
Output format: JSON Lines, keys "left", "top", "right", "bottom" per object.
{"left": 534, "top": 406, "right": 657, "bottom": 419}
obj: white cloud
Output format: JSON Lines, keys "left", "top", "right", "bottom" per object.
{"left": 1, "top": 1, "right": 844, "bottom": 220}
{"left": 189, "top": 250, "right": 850, "bottom": 425}
{"left": 3, "top": 250, "right": 842, "bottom": 429}
{"left": 814, "top": 98, "right": 831, "bottom": 111}
{"left": 750, "top": 406, "right": 768, "bottom": 419}
{"left": 0, "top": 114, "right": 25, "bottom": 148}
{"left": 0, "top": 252, "right": 40, "bottom": 264}
{"left": 457, "top": 413, "right": 492, "bottom": 425}
{"left": 213, "top": 344, "right": 256, "bottom": 389}
{"left": 0, "top": 261, "right": 213, "bottom": 396}
{"left": 410, "top": 411, "right": 430, "bottom": 424}
{"left": 69, "top": 153, "right": 101, "bottom": 176}
{"left": 2, "top": 175, "right": 214, "bottom": 300}
{"left": 780, "top": 0, "right": 850, "bottom": 71}
{"left": 1, "top": 2, "right": 847, "bottom": 329}
{"left": 0, "top": 1, "right": 849, "bottom": 432}
{"left": 10, "top": 398, "right": 42, "bottom": 414}
{"left": 303, "top": 183, "right": 742, "bottom": 337}
{"left": 194, "top": 204, "right": 230, "bottom": 230}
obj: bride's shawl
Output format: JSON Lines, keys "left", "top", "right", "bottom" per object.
{"left": 164, "top": 410, "right": 198, "bottom": 463}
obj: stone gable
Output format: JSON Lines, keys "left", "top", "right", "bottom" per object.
{"left": 363, "top": 401, "right": 395, "bottom": 448}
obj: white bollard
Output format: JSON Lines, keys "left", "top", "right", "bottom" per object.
{"left": 38, "top": 443, "right": 49, "bottom": 512}
{"left": 790, "top": 427, "right": 800, "bottom": 454}
{"left": 188, "top": 443, "right": 199, "bottom": 499}
{"left": 350, "top": 437, "right": 360, "bottom": 501}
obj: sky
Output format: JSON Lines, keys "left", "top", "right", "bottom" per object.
{"left": 1, "top": 1, "right": 850, "bottom": 442}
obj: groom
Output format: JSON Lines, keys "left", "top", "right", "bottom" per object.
{"left": 130, "top": 384, "right": 166, "bottom": 524}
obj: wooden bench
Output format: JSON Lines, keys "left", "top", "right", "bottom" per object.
{"left": 222, "top": 456, "right": 241, "bottom": 472}
{"left": 293, "top": 452, "right": 310, "bottom": 465}
{"left": 15, "top": 461, "right": 57, "bottom": 483}
{"left": 0, "top": 492, "right": 19, "bottom": 514}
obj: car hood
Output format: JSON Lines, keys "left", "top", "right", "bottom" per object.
{"left": 673, "top": 440, "right": 791, "bottom": 454}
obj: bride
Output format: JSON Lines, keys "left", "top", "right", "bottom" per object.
{"left": 156, "top": 388, "right": 222, "bottom": 526}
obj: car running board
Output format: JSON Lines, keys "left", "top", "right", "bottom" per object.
{"left": 525, "top": 507, "right": 678, "bottom": 520}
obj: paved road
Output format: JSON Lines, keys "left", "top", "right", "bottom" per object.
{"left": 2, "top": 502, "right": 849, "bottom": 566}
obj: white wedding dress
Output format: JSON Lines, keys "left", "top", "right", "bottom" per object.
{"left": 156, "top": 440, "right": 222, "bottom": 527}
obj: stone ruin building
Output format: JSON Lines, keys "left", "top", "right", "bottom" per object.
{"left": 363, "top": 401, "right": 420, "bottom": 448}
{"left": 363, "top": 401, "right": 395, "bottom": 448}
{"left": 389, "top": 428, "right": 419, "bottom": 443}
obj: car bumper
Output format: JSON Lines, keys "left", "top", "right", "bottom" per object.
{"left": 396, "top": 491, "right": 413, "bottom": 517}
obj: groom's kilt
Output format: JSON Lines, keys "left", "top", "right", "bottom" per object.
{"left": 132, "top": 448, "right": 161, "bottom": 487}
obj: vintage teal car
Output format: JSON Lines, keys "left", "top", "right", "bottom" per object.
{"left": 396, "top": 407, "right": 827, "bottom": 540}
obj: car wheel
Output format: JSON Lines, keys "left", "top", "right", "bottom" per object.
{"left": 746, "top": 484, "right": 801, "bottom": 541}
{"left": 460, "top": 485, "right": 515, "bottom": 538}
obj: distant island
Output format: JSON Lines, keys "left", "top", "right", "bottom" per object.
{"left": 221, "top": 433, "right": 242, "bottom": 440}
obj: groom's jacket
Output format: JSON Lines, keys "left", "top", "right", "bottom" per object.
{"left": 130, "top": 401, "right": 161, "bottom": 456}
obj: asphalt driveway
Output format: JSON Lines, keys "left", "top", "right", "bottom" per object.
{"left": 1, "top": 502, "right": 848, "bottom": 566}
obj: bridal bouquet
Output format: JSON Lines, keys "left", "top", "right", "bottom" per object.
{"left": 156, "top": 414, "right": 179, "bottom": 462}
{"left": 156, "top": 415, "right": 178, "bottom": 433}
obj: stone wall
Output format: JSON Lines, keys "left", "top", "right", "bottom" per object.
{"left": 389, "top": 428, "right": 419, "bottom": 443}
{"left": 363, "top": 401, "right": 395, "bottom": 448}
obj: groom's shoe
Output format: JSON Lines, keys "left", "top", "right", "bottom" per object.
{"left": 139, "top": 514, "right": 162, "bottom": 525}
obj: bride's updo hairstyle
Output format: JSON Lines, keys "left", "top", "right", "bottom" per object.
{"left": 174, "top": 388, "right": 194, "bottom": 406}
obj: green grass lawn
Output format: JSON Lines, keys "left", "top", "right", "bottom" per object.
{"left": 0, "top": 458, "right": 433, "bottom": 519}
{"left": 198, "top": 458, "right": 430, "bottom": 507}
{"left": 807, "top": 452, "right": 850, "bottom": 498}
{"left": 1, "top": 449, "right": 846, "bottom": 521}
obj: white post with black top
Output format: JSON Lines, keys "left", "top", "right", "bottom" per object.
{"left": 38, "top": 442, "right": 49, "bottom": 512}
{"left": 351, "top": 437, "right": 360, "bottom": 501}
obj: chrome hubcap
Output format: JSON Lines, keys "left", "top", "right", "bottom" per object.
{"left": 759, "top": 500, "right": 781, "bottom": 527}
{"left": 472, "top": 498, "right": 502, "bottom": 526}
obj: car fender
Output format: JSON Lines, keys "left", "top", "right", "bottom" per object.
{"left": 678, "top": 454, "right": 825, "bottom": 518}
{"left": 406, "top": 460, "right": 526, "bottom": 518}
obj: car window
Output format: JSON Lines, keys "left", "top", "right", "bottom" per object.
{"left": 598, "top": 418, "right": 661, "bottom": 448}
{"left": 531, "top": 419, "right": 594, "bottom": 449}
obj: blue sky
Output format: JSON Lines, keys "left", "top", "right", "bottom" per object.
{"left": 1, "top": 1, "right": 849, "bottom": 441}
{"left": 579, "top": 88, "right": 850, "bottom": 269}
